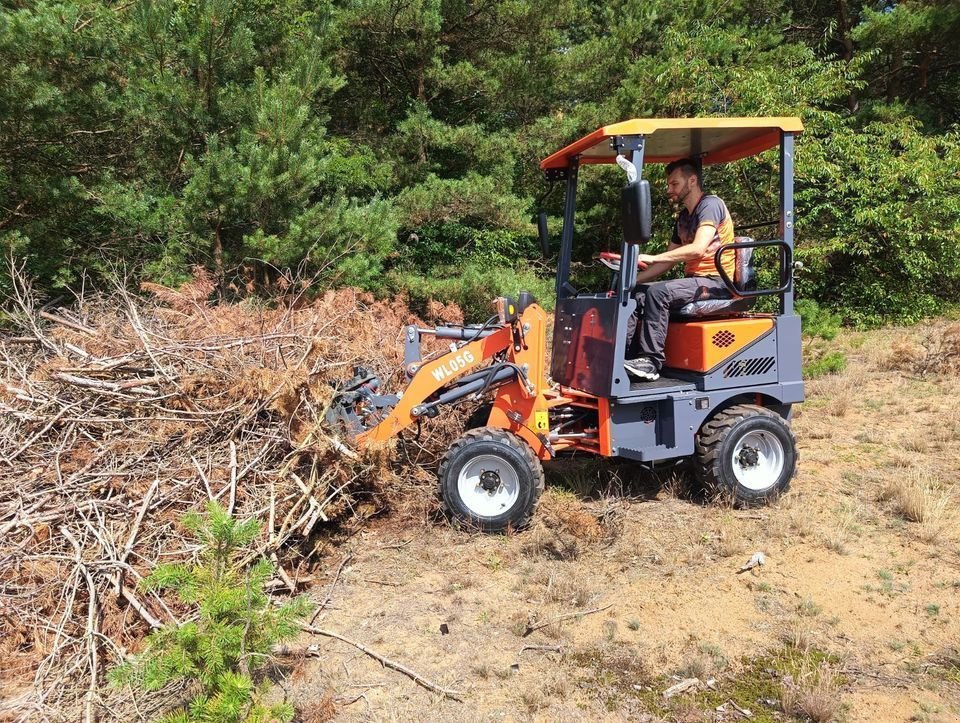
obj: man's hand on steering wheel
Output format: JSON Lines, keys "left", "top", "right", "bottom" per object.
{"left": 637, "top": 253, "right": 655, "bottom": 269}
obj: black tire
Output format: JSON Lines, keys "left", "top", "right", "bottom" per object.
{"left": 438, "top": 427, "right": 545, "bottom": 532}
{"left": 695, "top": 404, "right": 797, "bottom": 507}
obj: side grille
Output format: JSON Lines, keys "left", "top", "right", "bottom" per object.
{"left": 639, "top": 406, "right": 657, "bottom": 424}
{"left": 722, "top": 357, "right": 776, "bottom": 378}
{"left": 712, "top": 330, "right": 736, "bottom": 348}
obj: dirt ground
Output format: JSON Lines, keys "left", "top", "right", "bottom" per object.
{"left": 278, "top": 325, "right": 960, "bottom": 722}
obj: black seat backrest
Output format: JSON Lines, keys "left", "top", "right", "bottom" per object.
{"left": 672, "top": 236, "right": 757, "bottom": 319}
{"left": 736, "top": 239, "right": 756, "bottom": 292}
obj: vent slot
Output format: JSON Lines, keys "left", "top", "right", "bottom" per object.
{"left": 712, "top": 330, "right": 736, "bottom": 348}
{"left": 723, "top": 357, "right": 776, "bottom": 378}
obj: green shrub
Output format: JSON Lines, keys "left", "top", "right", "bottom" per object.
{"left": 109, "top": 502, "right": 312, "bottom": 723}
{"left": 397, "top": 222, "right": 541, "bottom": 274}
{"left": 797, "top": 299, "right": 843, "bottom": 340}
{"left": 804, "top": 350, "right": 847, "bottom": 379}
{"left": 388, "top": 261, "right": 555, "bottom": 322}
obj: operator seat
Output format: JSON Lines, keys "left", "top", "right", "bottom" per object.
{"left": 673, "top": 237, "right": 756, "bottom": 318}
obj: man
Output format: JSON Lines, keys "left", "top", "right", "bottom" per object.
{"left": 623, "top": 158, "right": 736, "bottom": 381}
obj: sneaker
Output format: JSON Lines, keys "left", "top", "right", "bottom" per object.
{"left": 624, "top": 357, "right": 660, "bottom": 381}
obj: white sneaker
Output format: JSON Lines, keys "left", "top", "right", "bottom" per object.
{"left": 624, "top": 357, "right": 660, "bottom": 381}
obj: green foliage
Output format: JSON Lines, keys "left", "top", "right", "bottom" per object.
{"left": 797, "top": 299, "right": 843, "bottom": 341}
{"left": 804, "top": 351, "right": 847, "bottom": 379}
{"left": 1, "top": 0, "right": 959, "bottom": 324}
{"left": 109, "top": 502, "right": 312, "bottom": 723}
{"left": 796, "top": 114, "right": 960, "bottom": 326}
{"left": 402, "top": 223, "right": 541, "bottom": 269}
{"left": 388, "top": 261, "right": 554, "bottom": 322}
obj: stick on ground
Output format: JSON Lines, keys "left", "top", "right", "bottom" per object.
{"left": 296, "top": 625, "right": 464, "bottom": 702}
{"left": 522, "top": 604, "right": 613, "bottom": 637}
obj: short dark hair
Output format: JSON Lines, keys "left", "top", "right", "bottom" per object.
{"left": 665, "top": 158, "right": 702, "bottom": 188}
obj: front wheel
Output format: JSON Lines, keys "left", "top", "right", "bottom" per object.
{"left": 695, "top": 404, "right": 797, "bottom": 506}
{"left": 438, "top": 427, "right": 544, "bottom": 532}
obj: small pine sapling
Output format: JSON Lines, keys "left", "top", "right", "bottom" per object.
{"left": 110, "top": 502, "right": 313, "bottom": 723}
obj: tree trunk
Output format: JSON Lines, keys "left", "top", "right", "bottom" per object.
{"left": 212, "top": 216, "right": 224, "bottom": 284}
{"left": 887, "top": 49, "right": 903, "bottom": 103}
{"left": 837, "top": 0, "right": 859, "bottom": 113}
{"left": 416, "top": 63, "right": 428, "bottom": 164}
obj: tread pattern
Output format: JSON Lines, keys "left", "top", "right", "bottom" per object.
{"left": 694, "top": 404, "right": 797, "bottom": 505}
{"left": 437, "top": 427, "right": 545, "bottom": 530}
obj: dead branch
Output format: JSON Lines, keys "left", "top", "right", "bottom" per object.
{"left": 0, "top": 263, "right": 439, "bottom": 719}
{"left": 40, "top": 310, "right": 97, "bottom": 336}
{"left": 519, "top": 644, "right": 562, "bottom": 654}
{"left": 310, "top": 553, "right": 352, "bottom": 624}
{"left": 295, "top": 626, "right": 464, "bottom": 702}
{"left": 522, "top": 604, "right": 613, "bottom": 637}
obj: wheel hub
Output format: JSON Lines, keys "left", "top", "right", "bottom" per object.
{"left": 479, "top": 470, "right": 501, "bottom": 493}
{"left": 455, "top": 452, "right": 522, "bottom": 518}
{"left": 729, "top": 430, "right": 786, "bottom": 492}
{"left": 737, "top": 446, "right": 760, "bottom": 469}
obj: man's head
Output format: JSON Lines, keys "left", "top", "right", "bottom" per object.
{"left": 665, "top": 158, "right": 702, "bottom": 205}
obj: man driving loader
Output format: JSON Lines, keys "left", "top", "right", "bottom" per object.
{"left": 623, "top": 158, "right": 736, "bottom": 381}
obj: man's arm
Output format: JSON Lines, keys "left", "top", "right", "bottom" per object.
{"left": 637, "top": 223, "right": 716, "bottom": 268}
{"left": 635, "top": 243, "right": 681, "bottom": 283}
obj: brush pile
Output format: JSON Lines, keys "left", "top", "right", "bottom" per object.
{"left": 0, "top": 266, "right": 462, "bottom": 720}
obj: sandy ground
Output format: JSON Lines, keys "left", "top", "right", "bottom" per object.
{"left": 271, "top": 325, "right": 960, "bottom": 722}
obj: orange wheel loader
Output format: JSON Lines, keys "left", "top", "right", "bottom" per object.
{"left": 328, "top": 118, "right": 804, "bottom": 532}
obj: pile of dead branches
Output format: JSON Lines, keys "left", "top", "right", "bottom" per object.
{"left": 0, "top": 266, "right": 457, "bottom": 720}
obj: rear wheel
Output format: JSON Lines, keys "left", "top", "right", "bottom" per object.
{"left": 438, "top": 427, "right": 544, "bottom": 532}
{"left": 695, "top": 404, "right": 797, "bottom": 506}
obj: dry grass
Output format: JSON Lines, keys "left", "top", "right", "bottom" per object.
{"left": 930, "top": 418, "right": 960, "bottom": 446}
{"left": 782, "top": 622, "right": 816, "bottom": 655}
{"left": 872, "top": 337, "right": 926, "bottom": 372}
{"left": 903, "top": 435, "right": 930, "bottom": 453}
{"left": 779, "top": 660, "right": 842, "bottom": 722}
{"left": 522, "top": 488, "right": 603, "bottom": 560}
{"left": 872, "top": 323, "right": 960, "bottom": 377}
{"left": 711, "top": 513, "right": 747, "bottom": 558}
{"left": 807, "top": 374, "right": 861, "bottom": 417}
{"left": 768, "top": 494, "right": 819, "bottom": 541}
{"left": 889, "top": 450, "right": 919, "bottom": 468}
{"left": 545, "top": 572, "right": 594, "bottom": 607}
{"left": 879, "top": 469, "right": 954, "bottom": 542}
{"left": 821, "top": 502, "right": 864, "bottom": 555}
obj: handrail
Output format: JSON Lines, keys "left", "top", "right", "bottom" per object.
{"left": 715, "top": 239, "right": 792, "bottom": 299}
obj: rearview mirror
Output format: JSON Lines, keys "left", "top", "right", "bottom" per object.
{"left": 537, "top": 212, "right": 550, "bottom": 257}
{"left": 622, "top": 179, "right": 651, "bottom": 244}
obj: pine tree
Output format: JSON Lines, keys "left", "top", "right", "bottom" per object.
{"left": 109, "top": 502, "right": 312, "bottom": 723}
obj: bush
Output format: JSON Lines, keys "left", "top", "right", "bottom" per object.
{"left": 804, "top": 350, "right": 847, "bottom": 379}
{"left": 387, "top": 261, "right": 554, "bottom": 322}
{"left": 797, "top": 299, "right": 843, "bottom": 340}
{"left": 109, "top": 502, "right": 312, "bottom": 723}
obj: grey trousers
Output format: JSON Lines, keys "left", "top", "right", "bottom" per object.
{"left": 626, "top": 276, "right": 729, "bottom": 369}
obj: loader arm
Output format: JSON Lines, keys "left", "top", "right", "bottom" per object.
{"left": 357, "top": 324, "right": 515, "bottom": 444}
{"left": 357, "top": 304, "right": 551, "bottom": 455}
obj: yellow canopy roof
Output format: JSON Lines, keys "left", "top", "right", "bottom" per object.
{"left": 540, "top": 117, "right": 804, "bottom": 170}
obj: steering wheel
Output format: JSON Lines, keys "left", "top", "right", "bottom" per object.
{"left": 596, "top": 251, "right": 649, "bottom": 272}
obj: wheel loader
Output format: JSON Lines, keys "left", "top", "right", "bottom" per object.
{"left": 328, "top": 117, "right": 804, "bottom": 531}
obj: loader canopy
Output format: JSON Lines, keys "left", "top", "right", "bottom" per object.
{"left": 539, "top": 117, "right": 804, "bottom": 170}
{"left": 540, "top": 116, "right": 804, "bottom": 379}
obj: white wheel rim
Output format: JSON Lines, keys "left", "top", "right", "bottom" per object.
{"left": 457, "top": 454, "right": 520, "bottom": 518}
{"left": 731, "top": 430, "right": 785, "bottom": 491}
